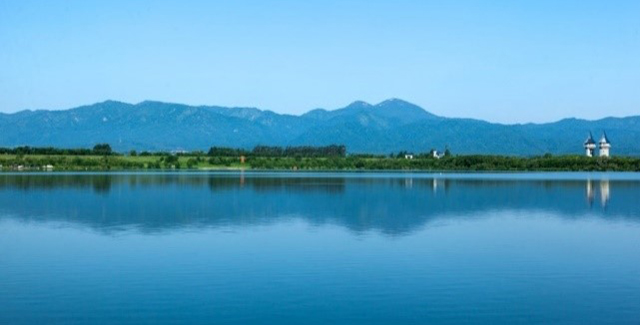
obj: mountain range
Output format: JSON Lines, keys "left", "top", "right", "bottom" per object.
{"left": 1, "top": 99, "right": 639, "bottom": 156}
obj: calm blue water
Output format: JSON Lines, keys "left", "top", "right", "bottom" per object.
{"left": 1, "top": 172, "right": 640, "bottom": 324}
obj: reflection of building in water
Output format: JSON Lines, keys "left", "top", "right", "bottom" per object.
{"left": 585, "top": 179, "right": 610, "bottom": 208}
{"left": 431, "top": 178, "right": 446, "bottom": 193}
{"left": 600, "top": 180, "right": 610, "bottom": 207}
{"left": 586, "top": 180, "right": 594, "bottom": 206}
{"left": 404, "top": 178, "right": 413, "bottom": 188}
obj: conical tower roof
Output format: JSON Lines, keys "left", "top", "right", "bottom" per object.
{"left": 599, "top": 131, "right": 611, "bottom": 145}
{"left": 584, "top": 132, "right": 596, "bottom": 145}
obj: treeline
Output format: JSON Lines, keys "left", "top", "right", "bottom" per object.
{"left": 1, "top": 154, "right": 639, "bottom": 172}
{"left": 0, "top": 144, "right": 115, "bottom": 156}
{"left": 2, "top": 143, "right": 640, "bottom": 171}
{"left": 247, "top": 155, "right": 640, "bottom": 172}
{"left": 0, "top": 144, "right": 347, "bottom": 158}
{"left": 252, "top": 145, "right": 346, "bottom": 157}
{"left": 207, "top": 145, "right": 346, "bottom": 158}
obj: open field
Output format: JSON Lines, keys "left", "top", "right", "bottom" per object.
{"left": 0, "top": 154, "right": 246, "bottom": 171}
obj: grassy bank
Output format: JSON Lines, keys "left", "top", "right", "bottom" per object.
{"left": 1, "top": 154, "right": 639, "bottom": 172}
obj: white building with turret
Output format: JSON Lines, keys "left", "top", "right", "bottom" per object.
{"left": 584, "top": 132, "right": 611, "bottom": 157}
{"left": 599, "top": 132, "right": 611, "bottom": 157}
{"left": 584, "top": 133, "right": 596, "bottom": 157}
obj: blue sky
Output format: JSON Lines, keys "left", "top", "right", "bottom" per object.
{"left": 1, "top": 0, "right": 639, "bottom": 123}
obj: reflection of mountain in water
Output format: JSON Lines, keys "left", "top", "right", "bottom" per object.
{"left": 1, "top": 173, "right": 639, "bottom": 236}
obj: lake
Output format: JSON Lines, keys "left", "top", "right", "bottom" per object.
{"left": 1, "top": 172, "right": 640, "bottom": 324}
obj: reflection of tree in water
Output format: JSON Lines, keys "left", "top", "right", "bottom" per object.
{"left": 0, "top": 174, "right": 638, "bottom": 236}
{"left": 0, "top": 173, "right": 350, "bottom": 194}
{"left": 207, "top": 176, "right": 346, "bottom": 194}
{"left": 91, "top": 175, "right": 112, "bottom": 193}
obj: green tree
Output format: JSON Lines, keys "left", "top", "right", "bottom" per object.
{"left": 186, "top": 158, "right": 198, "bottom": 169}
{"left": 93, "top": 144, "right": 113, "bottom": 155}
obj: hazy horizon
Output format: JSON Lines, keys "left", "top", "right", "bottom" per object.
{"left": 1, "top": 1, "right": 639, "bottom": 123}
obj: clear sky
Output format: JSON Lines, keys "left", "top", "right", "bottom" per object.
{"left": 1, "top": 0, "right": 639, "bottom": 123}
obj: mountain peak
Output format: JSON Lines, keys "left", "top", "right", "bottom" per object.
{"left": 137, "top": 100, "right": 164, "bottom": 106}
{"left": 95, "top": 99, "right": 130, "bottom": 106}
{"left": 346, "top": 100, "right": 372, "bottom": 108}
{"left": 74, "top": 100, "right": 132, "bottom": 111}
{"left": 372, "top": 98, "right": 440, "bottom": 121}
{"left": 376, "top": 98, "right": 414, "bottom": 106}
{"left": 136, "top": 100, "right": 190, "bottom": 108}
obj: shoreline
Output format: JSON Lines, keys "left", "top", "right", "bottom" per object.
{"left": 2, "top": 154, "right": 639, "bottom": 172}
{"left": 3, "top": 169, "right": 640, "bottom": 175}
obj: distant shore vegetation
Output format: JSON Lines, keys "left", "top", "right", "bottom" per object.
{"left": 1, "top": 144, "right": 639, "bottom": 172}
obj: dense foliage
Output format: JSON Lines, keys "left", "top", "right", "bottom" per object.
{"left": 246, "top": 155, "right": 640, "bottom": 171}
{"left": 1, "top": 144, "right": 639, "bottom": 172}
{"left": 207, "top": 147, "right": 249, "bottom": 157}
{"left": 0, "top": 145, "right": 117, "bottom": 156}
{"left": 205, "top": 145, "right": 346, "bottom": 158}
{"left": 251, "top": 145, "right": 346, "bottom": 157}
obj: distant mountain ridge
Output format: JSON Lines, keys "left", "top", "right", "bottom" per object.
{"left": 1, "top": 99, "right": 639, "bottom": 156}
